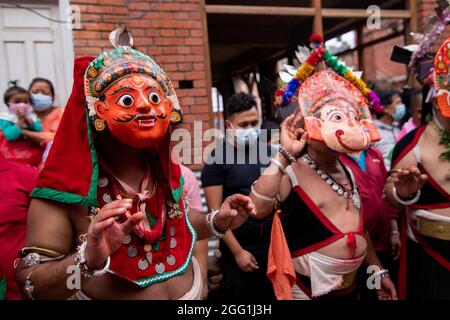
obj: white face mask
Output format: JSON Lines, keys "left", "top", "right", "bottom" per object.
{"left": 230, "top": 123, "right": 260, "bottom": 146}
{"left": 393, "top": 103, "right": 406, "bottom": 122}
{"left": 31, "top": 93, "right": 53, "bottom": 111}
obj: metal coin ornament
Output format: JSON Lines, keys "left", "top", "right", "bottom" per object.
{"left": 166, "top": 255, "right": 176, "bottom": 266}
{"left": 103, "top": 193, "right": 112, "bottom": 204}
{"left": 138, "top": 258, "right": 149, "bottom": 271}
{"left": 155, "top": 263, "right": 165, "bottom": 274}
{"left": 98, "top": 177, "right": 109, "bottom": 188}
{"left": 170, "top": 238, "right": 177, "bottom": 249}
{"left": 122, "top": 234, "right": 132, "bottom": 245}
{"left": 127, "top": 245, "right": 138, "bottom": 258}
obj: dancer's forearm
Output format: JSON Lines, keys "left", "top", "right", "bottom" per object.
{"left": 251, "top": 153, "right": 289, "bottom": 218}
{"left": 16, "top": 252, "right": 93, "bottom": 300}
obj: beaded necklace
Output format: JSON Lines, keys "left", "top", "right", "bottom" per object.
{"left": 302, "top": 153, "right": 361, "bottom": 210}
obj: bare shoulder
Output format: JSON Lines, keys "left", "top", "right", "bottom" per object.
{"left": 25, "top": 198, "right": 88, "bottom": 254}
{"left": 391, "top": 126, "right": 426, "bottom": 171}
{"left": 391, "top": 149, "right": 417, "bottom": 171}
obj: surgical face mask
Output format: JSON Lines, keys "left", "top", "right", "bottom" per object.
{"left": 31, "top": 93, "right": 53, "bottom": 111}
{"left": 8, "top": 102, "right": 32, "bottom": 115}
{"left": 230, "top": 123, "right": 260, "bottom": 146}
{"left": 393, "top": 103, "right": 406, "bottom": 121}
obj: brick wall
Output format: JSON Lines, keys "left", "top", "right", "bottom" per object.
{"left": 362, "top": 0, "right": 450, "bottom": 85}
{"left": 70, "top": 0, "right": 211, "bottom": 170}
{"left": 416, "top": 0, "right": 450, "bottom": 50}
{"left": 362, "top": 20, "right": 406, "bottom": 85}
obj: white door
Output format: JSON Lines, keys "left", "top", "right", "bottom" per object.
{"left": 0, "top": 1, "right": 74, "bottom": 111}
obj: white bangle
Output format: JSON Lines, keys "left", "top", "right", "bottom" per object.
{"left": 392, "top": 185, "right": 421, "bottom": 206}
{"left": 75, "top": 241, "right": 110, "bottom": 278}
{"left": 251, "top": 182, "right": 276, "bottom": 202}
{"left": 270, "top": 158, "right": 287, "bottom": 174}
{"left": 206, "top": 209, "right": 226, "bottom": 238}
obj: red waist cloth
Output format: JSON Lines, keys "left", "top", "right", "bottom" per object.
{"left": 0, "top": 132, "right": 44, "bottom": 167}
{"left": 0, "top": 154, "right": 38, "bottom": 299}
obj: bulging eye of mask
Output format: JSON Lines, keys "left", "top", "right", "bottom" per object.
{"left": 31, "top": 93, "right": 53, "bottom": 111}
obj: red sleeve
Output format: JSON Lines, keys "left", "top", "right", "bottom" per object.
{"left": 370, "top": 147, "right": 399, "bottom": 220}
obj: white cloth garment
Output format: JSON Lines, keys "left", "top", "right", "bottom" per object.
{"left": 291, "top": 251, "right": 366, "bottom": 299}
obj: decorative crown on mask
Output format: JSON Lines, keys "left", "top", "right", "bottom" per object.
{"left": 84, "top": 25, "right": 182, "bottom": 125}
{"left": 277, "top": 35, "right": 382, "bottom": 113}
{"left": 275, "top": 34, "right": 381, "bottom": 153}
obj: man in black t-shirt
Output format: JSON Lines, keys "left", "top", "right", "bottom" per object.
{"left": 201, "top": 92, "right": 276, "bottom": 301}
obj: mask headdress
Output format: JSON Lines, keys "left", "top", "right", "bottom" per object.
{"left": 434, "top": 37, "right": 450, "bottom": 118}
{"left": 277, "top": 35, "right": 383, "bottom": 114}
{"left": 31, "top": 27, "right": 185, "bottom": 207}
{"left": 84, "top": 25, "right": 182, "bottom": 126}
{"left": 275, "top": 35, "right": 381, "bottom": 153}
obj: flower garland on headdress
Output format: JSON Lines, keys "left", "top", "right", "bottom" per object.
{"left": 279, "top": 35, "right": 383, "bottom": 113}
{"left": 323, "top": 50, "right": 383, "bottom": 113}
{"left": 280, "top": 47, "right": 324, "bottom": 106}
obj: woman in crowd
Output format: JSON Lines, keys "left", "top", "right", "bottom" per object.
{"left": 28, "top": 78, "right": 63, "bottom": 163}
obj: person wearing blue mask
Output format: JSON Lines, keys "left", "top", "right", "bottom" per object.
{"left": 201, "top": 92, "right": 276, "bottom": 301}
{"left": 28, "top": 78, "right": 63, "bottom": 164}
{"left": 372, "top": 89, "right": 404, "bottom": 170}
